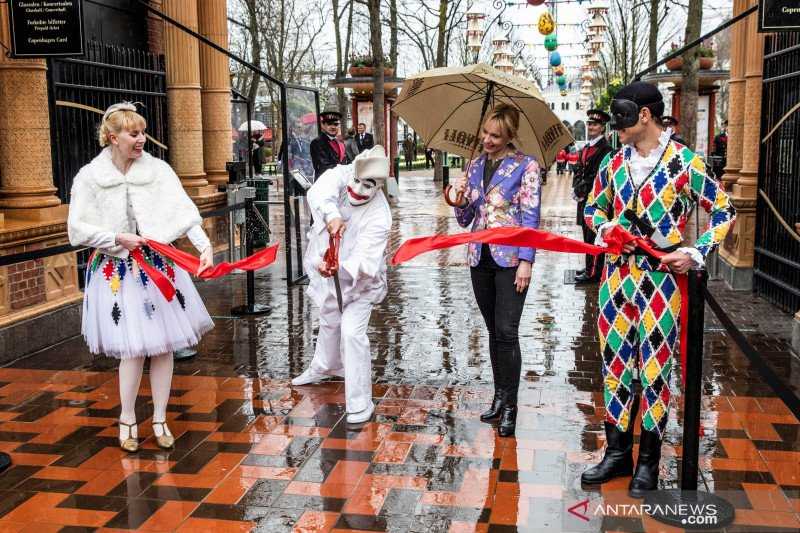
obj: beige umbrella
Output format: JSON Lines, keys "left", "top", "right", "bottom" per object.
{"left": 393, "top": 63, "right": 573, "bottom": 205}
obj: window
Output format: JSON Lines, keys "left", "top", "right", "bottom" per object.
{"left": 573, "top": 120, "right": 586, "bottom": 141}
{"left": 565, "top": 102, "right": 570, "bottom": 111}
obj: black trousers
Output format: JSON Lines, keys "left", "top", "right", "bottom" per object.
{"left": 470, "top": 245, "right": 528, "bottom": 406}
{"left": 579, "top": 223, "right": 605, "bottom": 279}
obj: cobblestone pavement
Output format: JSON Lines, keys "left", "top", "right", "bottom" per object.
{"left": 0, "top": 171, "right": 798, "bottom": 532}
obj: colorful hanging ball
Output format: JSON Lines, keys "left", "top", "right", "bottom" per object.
{"left": 549, "top": 51, "right": 562, "bottom": 67}
{"left": 556, "top": 75, "right": 567, "bottom": 86}
{"left": 553, "top": 65, "right": 565, "bottom": 76}
{"left": 544, "top": 34, "right": 558, "bottom": 52}
{"left": 527, "top": 0, "right": 546, "bottom": 5}
{"left": 538, "top": 12, "right": 556, "bottom": 35}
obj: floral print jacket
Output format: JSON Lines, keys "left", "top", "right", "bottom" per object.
{"left": 455, "top": 151, "right": 542, "bottom": 267}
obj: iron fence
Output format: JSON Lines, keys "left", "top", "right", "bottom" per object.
{"left": 755, "top": 32, "right": 800, "bottom": 312}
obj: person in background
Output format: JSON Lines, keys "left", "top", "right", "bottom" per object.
{"left": 572, "top": 109, "right": 615, "bottom": 284}
{"left": 425, "top": 147, "right": 435, "bottom": 169}
{"left": 310, "top": 108, "right": 348, "bottom": 178}
{"left": 345, "top": 128, "right": 361, "bottom": 163}
{"left": 661, "top": 115, "right": 688, "bottom": 145}
{"left": 355, "top": 122, "right": 375, "bottom": 152}
{"left": 566, "top": 143, "right": 579, "bottom": 179}
{"left": 402, "top": 134, "right": 416, "bottom": 171}
{"left": 451, "top": 103, "right": 542, "bottom": 438}
{"left": 251, "top": 129, "right": 266, "bottom": 175}
{"left": 711, "top": 119, "right": 728, "bottom": 179}
{"left": 556, "top": 147, "right": 568, "bottom": 177}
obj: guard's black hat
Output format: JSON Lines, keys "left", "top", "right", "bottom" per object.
{"left": 586, "top": 109, "right": 611, "bottom": 124}
{"left": 661, "top": 115, "right": 679, "bottom": 127}
{"left": 319, "top": 108, "right": 342, "bottom": 124}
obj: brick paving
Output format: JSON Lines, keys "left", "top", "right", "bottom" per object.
{"left": 0, "top": 171, "right": 798, "bottom": 532}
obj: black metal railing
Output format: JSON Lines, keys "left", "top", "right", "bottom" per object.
{"left": 755, "top": 32, "right": 800, "bottom": 312}
{"left": 47, "top": 40, "right": 168, "bottom": 204}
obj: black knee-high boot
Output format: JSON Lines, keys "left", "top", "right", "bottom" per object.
{"left": 480, "top": 337, "right": 504, "bottom": 421}
{"left": 581, "top": 394, "right": 640, "bottom": 485}
{"left": 628, "top": 428, "right": 662, "bottom": 498}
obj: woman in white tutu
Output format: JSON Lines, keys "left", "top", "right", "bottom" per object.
{"left": 68, "top": 102, "right": 214, "bottom": 452}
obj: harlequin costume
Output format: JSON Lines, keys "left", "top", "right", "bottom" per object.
{"left": 581, "top": 82, "right": 735, "bottom": 496}
{"left": 68, "top": 147, "right": 214, "bottom": 359}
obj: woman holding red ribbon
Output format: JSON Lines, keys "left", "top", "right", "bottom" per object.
{"left": 451, "top": 103, "right": 542, "bottom": 437}
{"left": 68, "top": 102, "right": 214, "bottom": 453}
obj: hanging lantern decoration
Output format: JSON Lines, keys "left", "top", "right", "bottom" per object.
{"left": 553, "top": 65, "right": 565, "bottom": 76}
{"left": 549, "top": 51, "right": 562, "bottom": 67}
{"left": 538, "top": 11, "right": 555, "bottom": 35}
{"left": 527, "top": 0, "right": 546, "bottom": 5}
{"left": 544, "top": 34, "right": 558, "bottom": 52}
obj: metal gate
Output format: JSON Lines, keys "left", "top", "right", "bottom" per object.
{"left": 755, "top": 32, "right": 800, "bottom": 312}
{"left": 47, "top": 40, "right": 168, "bottom": 203}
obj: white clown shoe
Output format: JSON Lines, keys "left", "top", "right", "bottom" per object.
{"left": 346, "top": 402, "right": 375, "bottom": 424}
{"left": 291, "top": 368, "right": 329, "bottom": 386}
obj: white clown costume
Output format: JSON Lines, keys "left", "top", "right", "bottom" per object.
{"left": 293, "top": 146, "right": 392, "bottom": 424}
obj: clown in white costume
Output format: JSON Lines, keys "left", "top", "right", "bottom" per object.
{"left": 292, "top": 146, "right": 392, "bottom": 424}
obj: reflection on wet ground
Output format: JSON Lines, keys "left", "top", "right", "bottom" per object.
{"left": 0, "top": 171, "right": 798, "bottom": 532}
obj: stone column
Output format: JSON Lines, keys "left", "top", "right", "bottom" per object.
{"left": 162, "top": 0, "right": 208, "bottom": 194}
{"left": 147, "top": 0, "right": 164, "bottom": 56}
{"left": 0, "top": 4, "right": 61, "bottom": 217}
{"left": 718, "top": 0, "right": 763, "bottom": 290}
{"left": 198, "top": 0, "right": 232, "bottom": 186}
{"left": 721, "top": 0, "right": 748, "bottom": 189}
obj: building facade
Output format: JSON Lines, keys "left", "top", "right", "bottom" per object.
{"left": 0, "top": 0, "right": 233, "bottom": 362}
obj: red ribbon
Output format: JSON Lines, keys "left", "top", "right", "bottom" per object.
{"left": 323, "top": 233, "right": 341, "bottom": 271}
{"left": 391, "top": 226, "right": 691, "bottom": 385}
{"left": 130, "top": 241, "right": 280, "bottom": 303}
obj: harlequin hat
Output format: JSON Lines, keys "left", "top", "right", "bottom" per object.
{"left": 354, "top": 145, "right": 389, "bottom": 182}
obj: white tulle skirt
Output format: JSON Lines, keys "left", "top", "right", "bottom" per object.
{"left": 81, "top": 247, "right": 214, "bottom": 359}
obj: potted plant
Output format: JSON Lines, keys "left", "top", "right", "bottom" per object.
{"left": 348, "top": 54, "right": 395, "bottom": 77}
{"left": 698, "top": 46, "right": 715, "bottom": 69}
{"left": 666, "top": 43, "right": 683, "bottom": 71}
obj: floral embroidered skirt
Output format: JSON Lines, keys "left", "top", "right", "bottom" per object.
{"left": 82, "top": 247, "right": 214, "bottom": 359}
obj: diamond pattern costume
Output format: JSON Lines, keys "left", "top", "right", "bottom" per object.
{"left": 585, "top": 139, "right": 735, "bottom": 436}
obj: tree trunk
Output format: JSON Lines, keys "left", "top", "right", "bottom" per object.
{"left": 333, "top": 0, "right": 346, "bottom": 123}
{"left": 679, "top": 0, "right": 703, "bottom": 151}
{"left": 389, "top": 0, "right": 398, "bottom": 69}
{"left": 433, "top": 0, "right": 448, "bottom": 182}
{"left": 648, "top": 0, "right": 659, "bottom": 66}
{"left": 245, "top": 0, "right": 261, "bottom": 105}
{"left": 368, "top": 0, "right": 385, "bottom": 150}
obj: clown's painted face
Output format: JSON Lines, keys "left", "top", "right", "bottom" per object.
{"left": 347, "top": 174, "right": 380, "bottom": 206}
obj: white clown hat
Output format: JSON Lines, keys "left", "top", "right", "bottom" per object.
{"left": 354, "top": 145, "right": 390, "bottom": 182}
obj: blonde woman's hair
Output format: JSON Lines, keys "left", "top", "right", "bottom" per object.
{"left": 484, "top": 102, "right": 520, "bottom": 143}
{"left": 98, "top": 103, "right": 146, "bottom": 147}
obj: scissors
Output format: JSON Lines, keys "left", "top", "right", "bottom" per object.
{"left": 323, "top": 233, "right": 343, "bottom": 312}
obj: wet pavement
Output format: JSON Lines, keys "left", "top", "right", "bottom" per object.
{"left": 0, "top": 170, "right": 798, "bottom": 532}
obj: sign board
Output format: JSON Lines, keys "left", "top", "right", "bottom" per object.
{"left": 759, "top": 0, "right": 800, "bottom": 32}
{"left": 8, "top": 0, "right": 84, "bottom": 57}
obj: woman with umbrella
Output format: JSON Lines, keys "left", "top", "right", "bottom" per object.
{"left": 393, "top": 64, "right": 571, "bottom": 437}
{"left": 451, "top": 103, "right": 542, "bottom": 437}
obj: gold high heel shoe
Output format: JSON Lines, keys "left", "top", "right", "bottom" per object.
{"left": 152, "top": 421, "right": 175, "bottom": 449}
{"left": 118, "top": 421, "right": 139, "bottom": 452}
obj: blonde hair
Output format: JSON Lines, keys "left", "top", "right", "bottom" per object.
{"left": 483, "top": 103, "right": 520, "bottom": 143}
{"left": 98, "top": 107, "right": 146, "bottom": 147}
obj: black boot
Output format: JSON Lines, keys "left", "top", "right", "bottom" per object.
{"left": 580, "top": 422, "right": 634, "bottom": 484}
{"left": 629, "top": 429, "right": 662, "bottom": 498}
{"left": 497, "top": 405, "right": 517, "bottom": 437}
{"left": 581, "top": 394, "right": 639, "bottom": 485}
{"left": 480, "top": 392, "right": 504, "bottom": 421}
